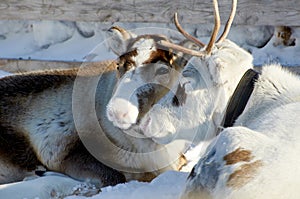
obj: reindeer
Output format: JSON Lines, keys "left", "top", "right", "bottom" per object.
{"left": 106, "top": 27, "right": 199, "bottom": 130}
{"left": 0, "top": 29, "right": 190, "bottom": 187}
{"left": 139, "top": 0, "right": 252, "bottom": 145}
{"left": 137, "top": 0, "right": 300, "bottom": 198}
{"left": 102, "top": 26, "right": 204, "bottom": 175}
{"left": 0, "top": 60, "right": 126, "bottom": 187}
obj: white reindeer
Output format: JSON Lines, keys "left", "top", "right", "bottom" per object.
{"left": 139, "top": 0, "right": 253, "bottom": 145}
{"left": 0, "top": 30, "right": 189, "bottom": 188}
{"left": 138, "top": 0, "right": 300, "bottom": 198}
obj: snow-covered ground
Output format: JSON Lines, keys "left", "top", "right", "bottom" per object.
{"left": 0, "top": 70, "right": 11, "bottom": 77}
{"left": 0, "top": 20, "right": 300, "bottom": 66}
{"left": 0, "top": 20, "right": 299, "bottom": 199}
{"left": 68, "top": 171, "right": 189, "bottom": 199}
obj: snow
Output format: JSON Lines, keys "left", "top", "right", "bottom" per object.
{"left": 0, "top": 20, "right": 115, "bottom": 62}
{"left": 0, "top": 20, "right": 299, "bottom": 66}
{"left": 65, "top": 142, "right": 212, "bottom": 199}
{"left": 0, "top": 70, "right": 11, "bottom": 77}
{"left": 250, "top": 27, "right": 300, "bottom": 66}
{"left": 0, "top": 20, "right": 299, "bottom": 199}
{"left": 67, "top": 171, "right": 189, "bottom": 199}
{"left": 0, "top": 172, "right": 100, "bottom": 199}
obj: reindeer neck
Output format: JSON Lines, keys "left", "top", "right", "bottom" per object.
{"left": 173, "top": 59, "right": 247, "bottom": 142}
{"left": 235, "top": 65, "right": 300, "bottom": 131}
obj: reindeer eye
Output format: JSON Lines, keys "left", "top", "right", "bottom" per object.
{"left": 124, "top": 61, "right": 135, "bottom": 71}
{"left": 182, "top": 65, "right": 198, "bottom": 78}
{"left": 155, "top": 67, "right": 169, "bottom": 75}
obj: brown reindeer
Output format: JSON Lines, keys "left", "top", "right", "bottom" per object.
{"left": 0, "top": 27, "right": 194, "bottom": 187}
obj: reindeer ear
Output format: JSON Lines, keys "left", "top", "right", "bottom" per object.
{"left": 106, "top": 26, "right": 137, "bottom": 56}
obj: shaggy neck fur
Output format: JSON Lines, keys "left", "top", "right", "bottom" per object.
{"left": 182, "top": 64, "right": 300, "bottom": 199}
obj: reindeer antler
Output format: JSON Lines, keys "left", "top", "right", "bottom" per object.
{"left": 158, "top": 0, "right": 221, "bottom": 57}
{"left": 174, "top": 12, "right": 205, "bottom": 47}
{"left": 159, "top": 40, "right": 207, "bottom": 57}
{"left": 205, "top": 0, "right": 221, "bottom": 54}
{"left": 217, "top": 0, "right": 237, "bottom": 43}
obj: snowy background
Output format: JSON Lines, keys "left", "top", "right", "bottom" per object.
{"left": 0, "top": 20, "right": 299, "bottom": 199}
{"left": 0, "top": 20, "right": 300, "bottom": 66}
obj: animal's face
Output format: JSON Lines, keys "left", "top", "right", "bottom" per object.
{"left": 138, "top": 0, "right": 253, "bottom": 144}
{"left": 106, "top": 26, "right": 182, "bottom": 130}
{"left": 139, "top": 40, "right": 253, "bottom": 144}
{"left": 107, "top": 61, "right": 180, "bottom": 130}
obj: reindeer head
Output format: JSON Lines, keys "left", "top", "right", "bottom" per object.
{"left": 106, "top": 26, "right": 198, "bottom": 130}
{"left": 139, "top": 0, "right": 254, "bottom": 144}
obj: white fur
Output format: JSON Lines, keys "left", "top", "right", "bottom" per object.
{"left": 106, "top": 39, "right": 254, "bottom": 182}
{"left": 181, "top": 65, "right": 300, "bottom": 199}
{"left": 107, "top": 62, "right": 180, "bottom": 130}
{"left": 106, "top": 28, "right": 183, "bottom": 131}
{"left": 135, "top": 37, "right": 300, "bottom": 197}
{"left": 132, "top": 38, "right": 157, "bottom": 66}
{"left": 107, "top": 97, "right": 140, "bottom": 129}
{"left": 79, "top": 28, "right": 187, "bottom": 176}
{"left": 106, "top": 67, "right": 144, "bottom": 129}
{"left": 140, "top": 39, "right": 253, "bottom": 144}
{"left": 72, "top": 70, "right": 181, "bottom": 175}
{"left": 106, "top": 27, "right": 137, "bottom": 56}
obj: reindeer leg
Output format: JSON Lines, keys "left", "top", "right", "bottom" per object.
{"left": 0, "top": 158, "right": 35, "bottom": 184}
{"left": 0, "top": 126, "right": 40, "bottom": 184}
{"left": 60, "top": 139, "right": 126, "bottom": 187}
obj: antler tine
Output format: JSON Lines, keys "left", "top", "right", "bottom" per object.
{"left": 217, "top": 0, "right": 237, "bottom": 43}
{"left": 158, "top": 0, "right": 221, "bottom": 57}
{"left": 174, "top": 12, "right": 205, "bottom": 47}
{"left": 205, "top": 0, "right": 221, "bottom": 54}
{"left": 158, "top": 40, "right": 206, "bottom": 57}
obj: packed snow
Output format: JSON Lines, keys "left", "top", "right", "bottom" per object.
{"left": 0, "top": 20, "right": 299, "bottom": 199}
{"left": 67, "top": 171, "right": 189, "bottom": 199}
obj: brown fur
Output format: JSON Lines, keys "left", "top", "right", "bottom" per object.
{"left": 274, "top": 26, "right": 295, "bottom": 47}
{"left": 227, "top": 160, "right": 263, "bottom": 189}
{"left": 0, "top": 60, "right": 116, "bottom": 99}
{"left": 117, "top": 50, "right": 138, "bottom": 77}
{"left": 117, "top": 38, "right": 175, "bottom": 79}
{"left": 61, "top": 138, "right": 126, "bottom": 186}
{"left": 223, "top": 148, "right": 253, "bottom": 165}
{"left": 0, "top": 126, "right": 40, "bottom": 171}
{"left": 144, "top": 49, "right": 174, "bottom": 66}
{"left": 109, "top": 26, "right": 132, "bottom": 40}
{"left": 177, "top": 153, "right": 188, "bottom": 171}
{"left": 0, "top": 60, "right": 126, "bottom": 186}
{"left": 0, "top": 28, "right": 191, "bottom": 186}
{"left": 136, "top": 172, "right": 158, "bottom": 182}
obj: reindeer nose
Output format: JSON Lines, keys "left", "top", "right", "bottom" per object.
{"left": 107, "top": 98, "right": 139, "bottom": 129}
